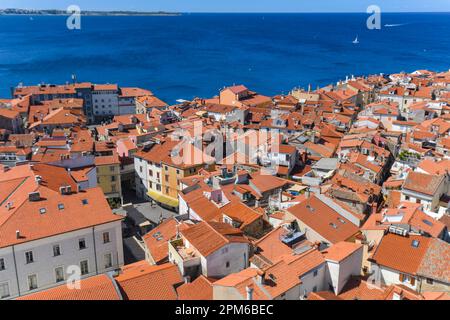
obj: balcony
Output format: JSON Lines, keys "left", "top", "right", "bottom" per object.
{"left": 168, "top": 239, "right": 201, "bottom": 277}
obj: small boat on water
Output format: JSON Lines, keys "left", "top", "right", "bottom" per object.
{"left": 352, "top": 35, "right": 359, "bottom": 44}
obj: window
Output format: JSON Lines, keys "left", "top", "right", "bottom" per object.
{"left": 104, "top": 253, "right": 112, "bottom": 269}
{"left": 57, "top": 203, "right": 64, "bottom": 210}
{"left": 226, "top": 261, "right": 230, "bottom": 268}
{"left": 165, "top": 175, "right": 169, "bottom": 182}
{"left": 140, "top": 166, "right": 143, "bottom": 173}
{"left": 55, "top": 267, "right": 64, "bottom": 283}
{"left": 0, "top": 282, "right": 10, "bottom": 298}
{"left": 103, "top": 232, "right": 110, "bottom": 244}
{"left": 400, "top": 273, "right": 410, "bottom": 283}
{"left": 111, "top": 185, "right": 116, "bottom": 192}
{"left": 156, "top": 184, "right": 161, "bottom": 191}
{"left": 25, "top": 251, "right": 34, "bottom": 264}
{"left": 28, "top": 274, "right": 38, "bottom": 290}
{"left": 426, "top": 278, "right": 434, "bottom": 285}
{"left": 0, "top": 258, "right": 4, "bottom": 271}
{"left": 313, "top": 269, "right": 318, "bottom": 277}
{"left": 312, "top": 286, "right": 317, "bottom": 293}
{"left": 39, "top": 208, "right": 46, "bottom": 214}
{"left": 80, "top": 260, "right": 89, "bottom": 275}
{"left": 53, "top": 245, "right": 61, "bottom": 257}
{"left": 79, "top": 238, "right": 86, "bottom": 250}
{"left": 109, "top": 166, "right": 115, "bottom": 172}
{"left": 82, "top": 199, "right": 88, "bottom": 205}
{"left": 165, "top": 187, "right": 169, "bottom": 194}
{"left": 111, "top": 176, "right": 116, "bottom": 182}
{"left": 176, "top": 169, "right": 180, "bottom": 175}
{"left": 149, "top": 170, "right": 153, "bottom": 177}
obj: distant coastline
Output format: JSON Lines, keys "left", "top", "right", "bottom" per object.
{"left": 0, "top": 8, "right": 181, "bottom": 16}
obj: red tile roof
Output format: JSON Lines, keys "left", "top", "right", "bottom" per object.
{"left": 287, "top": 195, "right": 359, "bottom": 244}
{"left": 181, "top": 221, "right": 249, "bottom": 257}
{"left": 17, "top": 274, "right": 121, "bottom": 300}
{"left": 176, "top": 275, "right": 213, "bottom": 300}
{"left": 115, "top": 262, "right": 183, "bottom": 300}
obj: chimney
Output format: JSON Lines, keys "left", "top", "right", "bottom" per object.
{"left": 305, "top": 188, "right": 311, "bottom": 199}
{"left": 16, "top": 230, "right": 20, "bottom": 239}
{"left": 246, "top": 286, "right": 254, "bottom": 301}
{"left": 184, "top": 276, "right": 191, "bottom": 284}
{"left": 28, "top": 191, "right": 41, "bottom": 202}
{"left": 211, "top": 189, "right": 222, "bottom": 203}
{"left": 371, "top": 202, "right": 378, "bottom": 215}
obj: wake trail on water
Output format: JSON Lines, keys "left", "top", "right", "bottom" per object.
{"left": 384, "top": 23, "right": 408, "bottom": 27}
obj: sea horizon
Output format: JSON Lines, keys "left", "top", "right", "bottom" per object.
{"left": 1, "top": 12, "right": 449, "bottom": 102}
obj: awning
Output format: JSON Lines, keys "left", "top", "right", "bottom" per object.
{"left": 287, "top": 184, "right": 307, "bottom": 193}
{"left": 147, "top": 189, "right": 179, "bottom": 208}
{"left": 139, "top": 221, "right": 152, "bottom": 228}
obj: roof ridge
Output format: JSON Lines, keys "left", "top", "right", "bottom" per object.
{"left": 0, "top": 176, "right": 38, "bottom": 229}
{"left": 0, "top": 176, "right": 28, "bottom": 206}
{"left": 204, "top": 221, "right": 231, "bottom": 244}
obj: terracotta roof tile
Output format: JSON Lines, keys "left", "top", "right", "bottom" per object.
{"left": 176, "top": 275, "right": 213, "bottom": 300}
{"left": 287, "top": 195, "right": 359, "bottom": 244}
{"left": 115, "top": 262, "right": 183, "bottom": 300}
{"left": 17, "top": 274, "right": 120, "bottom": 300}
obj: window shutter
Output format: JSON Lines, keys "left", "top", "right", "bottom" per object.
{"left": 399, "top": 273, "right": 404, "bottom": 282}
{"left": 411, "top": 277, "right": 415, "bottom": 285}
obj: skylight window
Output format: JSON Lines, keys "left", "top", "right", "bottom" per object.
{"left": 153, "top": 232, "right": 162, "bottom": 238}
{"left": 337, "top": 218, "right": 346, "bottom": 224}
{"left": 39, "top": 208, "right": 46, "bottom": 214}
{"left": 411, "top": 240, "right": 420, "bottom": 248}
{"left": 81, "top": 199, "right": 88, "bottom": 205}
{"left": 329, "top": 223, "right": 338, "bottom": 229}
{"left": 422, "top": 219, "right": 433, "bottom": 226}
{"left": 58, "top": 203, "right": 65, "bottom": 210}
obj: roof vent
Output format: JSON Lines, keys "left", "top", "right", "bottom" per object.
{"left": 28, "top": 191, "right": 41, "bottom": 202}
{"left": 268, "top": 273, "right": 277, "bottom": 283}
{"left": 59, "top": 185, "right": 72, "bottom": 195}
{"left": 5, "top": 202, "right": 13, "bottom": 210}
{"left": 35, "top": 175, "right": 43, "bottom": 184}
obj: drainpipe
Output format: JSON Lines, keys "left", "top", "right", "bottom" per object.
{"left": 92, "top": 227, "right": 99, "bottom": 275}
{"left": 246, "top": 286, "right": 254, "bottom": 300}
{"left": 12, "top": 245, "right": 21, "bottom": 297}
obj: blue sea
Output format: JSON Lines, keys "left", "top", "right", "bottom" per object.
{"left": 0, "top": 13, "right": 449, "bottom": 102}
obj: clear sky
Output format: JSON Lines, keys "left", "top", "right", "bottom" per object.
{"left": 1, "top": 0, "right": 450, "bottom": 13}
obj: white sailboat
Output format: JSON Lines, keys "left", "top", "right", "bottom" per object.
{"left": 353, "top": 35, "right": 359, "bottom": 44}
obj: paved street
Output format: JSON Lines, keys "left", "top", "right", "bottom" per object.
{"left": 123, "top": 236, "right": 146, "bottom": 265}
{"left": 119, "top": 187, "right": 178, "bottom": 264}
